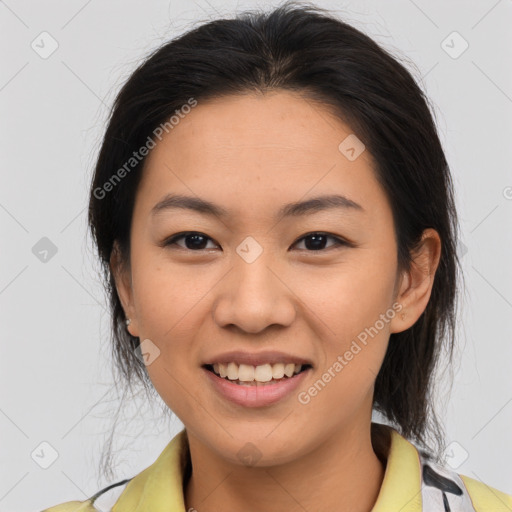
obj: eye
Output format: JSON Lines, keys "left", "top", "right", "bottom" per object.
{"left": 164, "top": 232, "right": 219, "bottom": 251}
{"left": 293, "top": 232, "right": 348, "bottom": 251}
{"left": 163, "top": 231, "right": 349, "bottom": 252}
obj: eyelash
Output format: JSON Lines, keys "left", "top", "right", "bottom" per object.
{"left": 162, "top": 231, "right": 351, "bottom": 253}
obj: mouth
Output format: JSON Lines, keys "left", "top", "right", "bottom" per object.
{"left": 202, "top": 362, "right": 313, "bottom": 386}
{"left": 202, "top": 361, "right": 313, "bottom": 408}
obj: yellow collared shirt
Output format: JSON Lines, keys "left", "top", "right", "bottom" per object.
{"left": 42, "top": 424, "right": 512, "bottom": 512}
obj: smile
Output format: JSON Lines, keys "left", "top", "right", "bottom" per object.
{"left": 208, "top": 362, "right": 311, "bottom": 384}
{"left": 203, "top": 363, "right": 313, "bottom": 407}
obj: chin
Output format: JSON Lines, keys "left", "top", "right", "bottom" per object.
{"left": 208, "top": 429, "right": 307, "bottom": 468}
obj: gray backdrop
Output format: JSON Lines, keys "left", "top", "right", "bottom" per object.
{"left": 1, "top": 0, "right": 511, "bottom": 510}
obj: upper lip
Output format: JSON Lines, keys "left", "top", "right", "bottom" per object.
{"left": 203, "top": 350, "right": 314, "bottom": 368}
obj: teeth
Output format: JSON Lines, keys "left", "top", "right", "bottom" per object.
{"left": 272, "top": 363, "right": 285, "bottom": 379}
{"left": 238, "top": 364, "right": 254, "bottom": 382}
{"left": 254, "top": 363, "right": 273, "bottom": 382}
{"left": 227, "top": 362, "right": 238, "bottom": 380}
{"left": 211, "top": 362, "right": 306, "bottom": 382}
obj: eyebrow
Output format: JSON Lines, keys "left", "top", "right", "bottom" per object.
{"left": 150, "top": 193, "right": 364, "bottom": 221}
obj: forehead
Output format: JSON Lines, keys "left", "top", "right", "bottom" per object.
{"left": 148, "top": 90, "right": 357, "bottom": 162}
{"left": 135, "top": 90, "right": 387, "bottom": 224}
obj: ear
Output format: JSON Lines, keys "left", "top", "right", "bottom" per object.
{"left": 389, "top": 228, "right": 442, "bottom": 334}
{"left": 110, "top": 240, "right": 139, "bottom": 337}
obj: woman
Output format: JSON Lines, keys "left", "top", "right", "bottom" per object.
{"left": 43, "top": 2, "right": 512, "bottom": 511}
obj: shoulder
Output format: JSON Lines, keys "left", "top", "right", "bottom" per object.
{"left": 41, "top": 430, "right": 188, "bottom": 512}
{"left": 40, "top": 478, "right": 132, "bottom": 512}
{"left": 459, "top": 473, "right": 512, "bottom": 511}
{"left": 418, "top": 451, "right": 512, "bottom": 511}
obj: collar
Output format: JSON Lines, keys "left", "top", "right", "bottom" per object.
{"left": 112, "top": 422, "right": 424, "bottom": 512}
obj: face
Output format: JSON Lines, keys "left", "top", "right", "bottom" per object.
{"left": 113, "top": 90, "right": 416, "bottom": 466}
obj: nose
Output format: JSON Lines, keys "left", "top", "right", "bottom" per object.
{"left": 212, "top": 252, "right": 297, "bottom": 334}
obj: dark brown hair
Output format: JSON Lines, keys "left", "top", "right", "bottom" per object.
{"left": 88, "top": 0, "right": 463, "bottom": 479}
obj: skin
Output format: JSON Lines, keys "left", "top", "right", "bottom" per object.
{"left": 111, "top": 90, "right": 441, "bottom": 512}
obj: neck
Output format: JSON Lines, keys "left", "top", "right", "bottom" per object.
{"left": 183, "top": 421, "right": 389, "bottom": 512}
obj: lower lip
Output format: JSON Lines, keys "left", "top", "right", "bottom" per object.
{"left": 203, "top": 367, "right": 312, "bottom": 408}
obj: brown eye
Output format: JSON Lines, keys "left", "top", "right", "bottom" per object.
{"left": 293, "top": 232, "right": 347, "bottom": 251}
{"left": 164, "top": 232, "right": 218, "bottom": 251}
{"left": 163, "top": 231, "right": 349, "bottom": 252}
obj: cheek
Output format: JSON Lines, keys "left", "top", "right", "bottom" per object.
{"left": 305, "top": 249, "right": 398, "bottom": 338}
{"left": 130, "top": 261, "right": 207, "bottom": 418}
{"left": 301, "top": 250, "right": 396, "bottom": 401}
{"left": 130, "top": 250, "right": 209, "bottom": 338}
